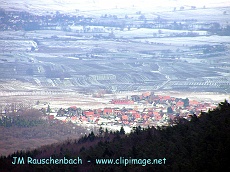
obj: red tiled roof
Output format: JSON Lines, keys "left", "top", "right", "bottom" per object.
{"left": 81, "top": 116, "right": 87, "bottom": 121}
{"left": 122, "top": 115, "right": 128, "bottom": 121}
{"left": 84, "top": 111, "right": 94, "bottom": 116}
{"left": 155, "top": 114, "right": 162, "bottom": 120}
{"left": 71, "top": 116, "right": 77, "bottom": 120}
{"left": 48, "top": 115, "right": 54, "bottom": 120}
{"left": 134, "top": 113, "right": 141, "bottom": 119}
{"left": 176, "top": 101, "right": 184, "bottom": 107}
{"left": 153, "top": 111, "right": 159, "bottom": 116}
{"left": 189, "top": 100, "right": 199, "bottom": 105}
{"left": 162, "top": 96, "right": 171, "bottom": 100}
{"left": 94, "top": 114, "right": 100, "bottom": 117}
{"left": 142, "top": 115, "right": 149, "bottom": 120}
{"left": 142, "top": 92, "right": 151, "bottom": 97}
{"left": 103, "top": 108, "right": 113, "bottom": 114}
{"left": 70, "top": 106, "right": 77, "bottom": 110}
{"left": 147, "top": 111, "right": 153, "bottom": 116}
{"left": 97, "top": 109, "right": 102, "bottom": 113}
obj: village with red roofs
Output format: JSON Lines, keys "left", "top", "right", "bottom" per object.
{"left": 48, "top": 92, "right": 218, "bottom": 133}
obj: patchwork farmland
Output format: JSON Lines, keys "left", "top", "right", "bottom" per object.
{"left": 0, "top": 0, "right": 229, "bottom": 99}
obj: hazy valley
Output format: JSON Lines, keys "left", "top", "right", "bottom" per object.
{"left": 0, "top": 1, "right": 230, "bottom": 170}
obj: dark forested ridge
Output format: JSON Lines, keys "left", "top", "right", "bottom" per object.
{"left": 1, "top": 100, "right": 230, "bottom": 172}
{"left": 0, "top": 109, "right": 90, "bottom": 157}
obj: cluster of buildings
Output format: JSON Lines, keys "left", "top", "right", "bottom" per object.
{"left": 1, "top": 8, "right": 227, "bottom": 36}
{"left": 51, "top": 92, "right": 217, "bottom": 129}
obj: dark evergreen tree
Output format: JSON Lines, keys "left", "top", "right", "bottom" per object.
{"left": 119, "top": 126, "right": 125, "bottom": 135}
{"left": 47, "top": 105, "right": 51, "bottom": 114}
{"left": 167, "top": 106, "right": 173, "bottom": 113}
{"left": 183, "top": 98, "right": 189, "bottom": 107}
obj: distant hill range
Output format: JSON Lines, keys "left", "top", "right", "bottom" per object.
{"left": 1, "top": 0, "right": 230, "bottom": 15}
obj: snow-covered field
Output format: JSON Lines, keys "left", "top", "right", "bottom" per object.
{"left": 0, "top": 0, "right": 229, "bottom": 108}
{"left": 138, "top": 35, "right": 230, "bottom": 46}
{"left": 155, "top": 91, "right": 230, "bottom": 103}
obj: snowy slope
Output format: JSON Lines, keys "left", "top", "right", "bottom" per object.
{"left": 0, "top": 0, "right": 229, "bottom": 15}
